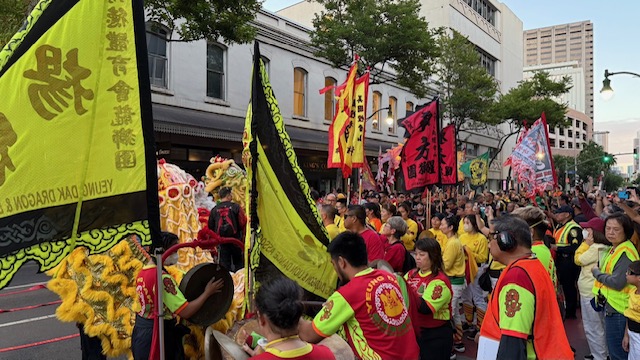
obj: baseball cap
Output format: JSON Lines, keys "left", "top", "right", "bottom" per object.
{"left": 579, "top": 217, "right": 605, "bottom": 233}
{"left": 554, "top": 205, "right": 574, "bottom": 215}
{"left": 337, "top": 193, "right": 346, "bottom": 199}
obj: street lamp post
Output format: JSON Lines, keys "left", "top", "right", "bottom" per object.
{"left": 600, "top": 69, "right": 640, "bottom": 100}
{"left": 367, "top": 106, "right": 394, "bottom": 127}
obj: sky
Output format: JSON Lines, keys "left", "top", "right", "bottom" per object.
{"left": 262, "top": 0, "right": 640, "bottom": 170}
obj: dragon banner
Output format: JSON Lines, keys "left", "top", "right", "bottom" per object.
{"left": 0, "top": 0, "right": 160, "bottom": 289}
{"left": 244, "top": 42, "right": 337, "bottom": 299}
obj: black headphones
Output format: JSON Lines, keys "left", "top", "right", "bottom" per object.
{"left": 496, "top": 231, "right": 517, "bottom": 252}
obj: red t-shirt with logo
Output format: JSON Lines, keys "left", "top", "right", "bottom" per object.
{"left": 360, "top": 229, "right": 385, "bottom": 262}
{"left": 312, "top": 268, "right": 419, "bottom": 359}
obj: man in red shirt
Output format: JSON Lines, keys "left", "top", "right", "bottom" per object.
{"left": 344, "top": 205, "right": 385, "bottom": 262}
{"left": 298, "top": 232, "right": 419, "bottom": 359}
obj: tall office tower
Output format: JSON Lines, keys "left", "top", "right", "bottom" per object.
{"left": 524, "top": 21, "right": 594, "bottom": 120}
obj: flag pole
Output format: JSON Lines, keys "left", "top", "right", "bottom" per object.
{"left": 358, "top": 168, "right": 363, "bottom": 204}
{"left": 347, "top": 177, "right": 352, "bottom": 206}
{"left": 426, "top": 187, "right": 431, "bottom": 232}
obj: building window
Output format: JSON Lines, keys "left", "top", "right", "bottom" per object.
{"left": 324, "top": 77, "right": 337, "bottom": 121}
{"left": 568, "top": 129, "right": 573, "bottom": 138}
{"left": 146, "top": 23, "right": 168, "bottom": 88}
{"left": 583, "top": 133, "right": 587, "bottom": 141}
{"left": 293, "top": 67, "right": 307, "bottom": 117}
{"left": 560, "top": 140, "right": 565, "bottom": 148}
{"left": 549, "top": 127, "right": 555, "bottom": 134}
{"left": 206, "top": 43, "right": 225, "bottom": 99}
{"left": 575, "top": 131, "right": 580, "bottom": 139}
{"left": 465, "top": 0, "right": 495, "bottom": 25}
{"left": 550, "top": 138, "right": 556, "bottom": 147}
{"left": 406, "top": 101, "right": 414, "bottom": 114}
{"left": 559, "top": 128, "right": 565, "bottom": 136}
{"left": 583, "top": 123, "right": 587, "bottom": 131}
{"left": 576, "top": 119, "right": 581, "bottom": 128}
{"left": 477, "top": 48, "right": 496, "bottom": 77}
{"left": 388, "top": 96, "right": 397, "bottom": 134}
{"left": 576, "top": 142, "right": 580, "bottom": 149}
{"left": 568, "top": 142, "right": 573, "bottom": 149}
{"left": 372, "top": 91, "right": 382, "bottom": 131}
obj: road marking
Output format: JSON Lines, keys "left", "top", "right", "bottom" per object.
{"left": 0, "top": 334, "right": 79, "bottom": 353}
{"left": 2, "top": 281, "right": 47, "bottom": 291}
{"left": 0, "top": 314, "right": 58, "bottom": 328}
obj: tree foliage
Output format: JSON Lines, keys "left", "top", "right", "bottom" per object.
{"left": 145, "top": 0, "right": 261, "bottom": 43}
{"left": 553, "top": 154, "right": 576, "bottom": 186}
{"left": 435, "top": 30, "right": 499, "bottom": 143}
{"left": 0, "top": 0, "right": 32, "bottom": 48}
{"left": 604, "top": 173, "right": 624, "bottom": 193}
{"left": 310, "top": 0, "right": 441, "bottom": 97}
{"left": 577, "top": 141, "right": 616, "bottom": 183}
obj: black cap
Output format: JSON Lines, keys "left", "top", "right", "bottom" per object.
{"left": 554, "top": 205, "right": 574, "bottom": 216}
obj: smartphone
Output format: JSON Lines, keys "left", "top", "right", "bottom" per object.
{"left": 618, "top": 191, "right": 629, "bottom": 200}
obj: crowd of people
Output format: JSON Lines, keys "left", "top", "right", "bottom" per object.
{"left": 120, "top": 184, "right": 640, "bottom": 360}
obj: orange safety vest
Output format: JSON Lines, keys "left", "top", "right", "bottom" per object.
{"left": 553, "top": 220, "right": 580, "bottom": 246}
{"left": 480, "top": 257, "right": 573, "bottom": 359}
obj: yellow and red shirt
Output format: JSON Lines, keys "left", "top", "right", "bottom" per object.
{"left": 250, "top": 343, "right": 335, "bottom": 360}
{"left": 312, "top": 268, "right": 419, "bottom": 360}
{"left": 136, "top": 264, "right": 188, "bottom": 319}
{"left": 404, "top": 269, "right": 452, "bottom": 329}
{"left": 460, "top": 232, "right": 488, "bottom": 264}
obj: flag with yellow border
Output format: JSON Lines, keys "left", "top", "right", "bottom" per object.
{"left": 0, "top": 0, "right": 160, "bottom": 289}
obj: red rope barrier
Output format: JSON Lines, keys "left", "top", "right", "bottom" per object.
{"left": 0, "top": 334, "right": 79, "bottom": 353}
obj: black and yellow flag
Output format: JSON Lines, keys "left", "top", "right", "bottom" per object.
{"left": 243, "top": 42, "right": 337, "bottom": 299}
{"left": 0, "top": 0, "right": 160, "bottom": 288}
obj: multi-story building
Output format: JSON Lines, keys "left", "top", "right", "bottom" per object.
{"left": 524, "top": 21, "right": 594, "bottom": 121}
{"left": 593, "top": 131, "right": 610, "bottom": 152}
{"left": 547, "top": 109, "right": 593, "bottom": 157}
{"left": 278, "top": 0, "right": 524, "bottom": 191}
{"left": 524, "top": 61, "right": 585, "bottom": 113}
{"left": 634, "top": 132, "right": 640, "bottom": 173}
{"left": 148, "top": 10, "right": 411, "bottom": 193}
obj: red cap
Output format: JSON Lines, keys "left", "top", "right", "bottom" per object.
{"left": 579, "top": 217, "right": 605, "bottom": 234}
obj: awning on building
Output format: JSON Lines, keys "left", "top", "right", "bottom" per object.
{"left": 152, "top": 103, "right": 400, "bottom": 156}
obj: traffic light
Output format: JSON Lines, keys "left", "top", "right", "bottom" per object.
{"left": 603, "top": 155, "right": 612, "bottom": 163}
{"left": 634, "top": 148, "right": 639, "bottom": 159}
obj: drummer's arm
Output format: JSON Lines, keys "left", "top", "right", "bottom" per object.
{"left": 176, "top": 277, "right": 224, "bottom": 319}
{"left": 298, "top": 319, "right": 325, "bottom": 344}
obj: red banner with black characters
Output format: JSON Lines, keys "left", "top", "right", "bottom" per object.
{"left": 401, "top": 100, "right": 439, "bottom": 190}
{"left": 439, "top": 124, "right": 457, "bottom": 185}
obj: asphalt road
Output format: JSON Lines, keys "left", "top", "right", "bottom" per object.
{"left": 0, "top": 262, "right": 87, "bottom": 360}
{"left": 1, "top": 262, "right": 589, "bottom": 359}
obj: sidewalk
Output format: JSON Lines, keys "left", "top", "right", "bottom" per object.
{"left": 455, "top": 312, "right": 589, "bottom": 359}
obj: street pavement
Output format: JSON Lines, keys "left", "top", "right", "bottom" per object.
{"left": 1, "top": 262, "right": 591, "bottom": 359}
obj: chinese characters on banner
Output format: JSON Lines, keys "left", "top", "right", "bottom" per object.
{"left": 326, "top": 62, "right": 369, "bottom": 178}
{"left": 401, "top": 100, "right": 439, "bottom": 190}
{"left": 439, "top": 124, "right": 457, "bottom": 185}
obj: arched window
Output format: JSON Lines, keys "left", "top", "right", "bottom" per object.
{"left": 371, "top": 91, "right": 382, "bottom": 131}
{"left": 388, "top": 96, "right": 397, "bottom": 134}
{"left": 324, "top": 77, "right": 337, "bottom": 121}
{"left": 206, "top": 43, "right": 225, "bottom": 99}
{"left": 146, "top": 23, "right": 169, "bottom": 88}
{"left": 406, "top": 101, "right": 414, "bottom": 113}
{"left": 293, "top": 67, "right": 307, "bottom": 116}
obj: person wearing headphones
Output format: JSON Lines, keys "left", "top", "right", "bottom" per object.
{"left": 478, "top": 216, "right": 573, "bottom": 360}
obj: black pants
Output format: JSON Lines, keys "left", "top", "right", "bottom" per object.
{"left": 219, "top": 243, "right": 243, "bottom": 272}
{"left": 77, "top": 323, "right": 106, "bottom": 360}
{"left": 131, "top": 315, "right": 188, "bottom": 360}
{"left": 556, "top": 253, "right": 580, "bottom": 318}
{"left": 418, "top": 323, "right": 454, "bottom": 360}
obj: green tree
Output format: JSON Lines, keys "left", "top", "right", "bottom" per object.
{"left": 435, "top": 30, "right": 499, "bottom": 143}
{"left": 0, "top": 0, "right": 32, "bottom": 48}
{"left": 553, "top": 154, "right": 576, "bottom": 186}
{"left": 576, "top": 141, "right": 616, "bottom": 183}
{"left": 145, "top": 0, "right": 261, "bottom": 43}
{"left": 309, "top": 0, "right": 441, "bottom": 97}
{"left": 604, "top": 173, "right": 624, "bottom": 192}
{"left": 490, "top": 72, "right": 572, "bottom": 163}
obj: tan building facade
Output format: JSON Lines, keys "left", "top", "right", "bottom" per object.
{"left": 548, "top": 108, "right": 593, "bottom": 158}
{"left": 524, "top": 21, "right": 594, "bottom": 120}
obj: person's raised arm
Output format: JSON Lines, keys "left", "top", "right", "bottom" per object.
{"left": 178, "top": 278, "right": 223, "bottom": 319}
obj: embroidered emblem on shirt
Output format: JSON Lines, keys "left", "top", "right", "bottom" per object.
{"left": 432, "top": 285, "right": 443, "bottom": 300}
{"left": 365, "top": 275, "right": 410, "bottom": 335}
{"left": 320, "top": 300, "right": 334, "bottom": 321}
{"left": 504, "top": 289, "right": 522, "bottom": 318}
{"left": 163, "top": 277, "right": 177, "bottom": 295}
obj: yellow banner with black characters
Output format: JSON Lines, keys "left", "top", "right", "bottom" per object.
{"left": 244, "top": 42, "right": 337, "bottom": 299}
{"left": 0, "top": 0, "right": 160, "bottom": 289}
